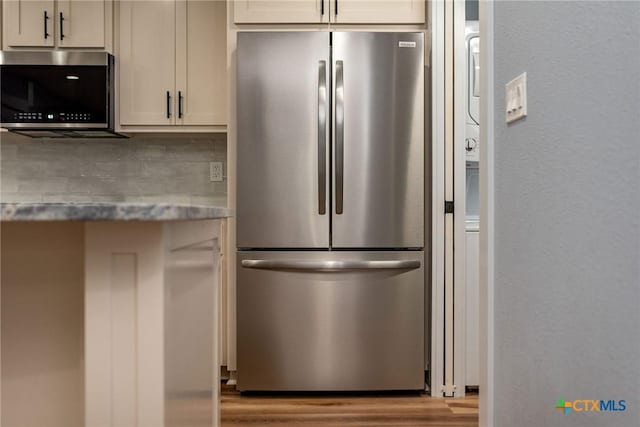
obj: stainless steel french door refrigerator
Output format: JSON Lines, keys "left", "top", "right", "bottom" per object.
{"left": 237, "top": 32, "right": 425, "bottom": 391}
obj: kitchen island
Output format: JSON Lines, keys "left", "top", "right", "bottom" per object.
{"left": 1, "top": 203, "right": 231, "bottom": 427}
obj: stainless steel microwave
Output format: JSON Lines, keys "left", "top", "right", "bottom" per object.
{"left": 0, "top": 51, "right": 123, "bottom": 138}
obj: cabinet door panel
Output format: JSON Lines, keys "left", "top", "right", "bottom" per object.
{"left": 333, "top": 0, "right": 424, "bottom": 24}
{"left": 119, "top": 0, "right": 175, "bottom": 126}
{"left": 234, "top": 0, "right": 327, "bottom": 24}
{"left": 176, "top": 0, "right": 227, "bottom": 126}
{"left": 57, "top": 0, "right": 105, "bottom": 48}
{"left": 4, "top": 0, "right": 55, "bottom": 47}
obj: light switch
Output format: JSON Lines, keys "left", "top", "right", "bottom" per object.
{"left": 505, "top": 72, "right": 527, "bottom": 124}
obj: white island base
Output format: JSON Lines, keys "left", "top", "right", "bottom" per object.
{"left": 1, "top": 213, "right": 225, "bottom": 427}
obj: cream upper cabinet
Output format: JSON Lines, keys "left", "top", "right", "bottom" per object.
{"left": 233, "top": 0, "right": 328, "bottom": 24}
{"left": 175, "top": 0, "right": 227, "bottom": 126}
{"left": 119, "top": 0, "right": 176, "bottom": 126}
{"left": 57, "top": 0, "right": 105, "bottom": 48}
{"left": 4, "top": 0, "right": 55, "bottom": 47}
{"left": 332, "top": 0, "right": 425, "bottom": 24}
{"left": 3, "top": 0, "right": 108, "bottom": 49}
{"left": 118, "top": 0, "right": 227, "bottom": 128}
{"left": 232, "top": 0, "right": 424, "bottom": 24}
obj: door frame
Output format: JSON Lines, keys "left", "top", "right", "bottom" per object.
{"left": 428, "top": 0, "right": 446, "bottom": 397}
{"left": 479, "top": 0, "right": 495, "bottom": 426}
{"left": 452, "top": 0, "right": 468, "bottom": 398}
{"left": 431, "top": 0, "right": 469, "bottom": 399}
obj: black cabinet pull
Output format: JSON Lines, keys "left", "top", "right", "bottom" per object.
{"left": 166, "top": 91, "right": 171, "bottom": 119}
{"left": 59, "top": 12, "right": 65, "bottom": 40}
{"left": 335, "top": 0, "right": 338, "bottom": 15}
{"left": 321, "top": 0, "right": 324, "bottom": 15}
{"left": 43, "top": 11, "right": 50, "bottom": 39}
{"left": 178, "top": 91, "right": 183, "bottom": 119}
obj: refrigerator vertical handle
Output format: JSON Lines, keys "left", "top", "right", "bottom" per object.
{"left": 318, "top": 61, "right": 327, "bottom": 215}
{"left": 335, "top": 60, "right": 344, "bottom": 215}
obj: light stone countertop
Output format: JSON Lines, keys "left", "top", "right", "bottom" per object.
{"left": 0, "top": 202, "right": 232, "bottom": 221}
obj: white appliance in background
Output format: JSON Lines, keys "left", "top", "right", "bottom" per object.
{"left": 465, "top": 22, "right": 480, "bottom": 162}
{"left": 465, "top": 21, "right": 480, "bottom": 388}
{"left": 465, "top": 223, "right": 480, "bottom": 387}
{"left": 236, "top": 32, "right": 426, "bottom": 392}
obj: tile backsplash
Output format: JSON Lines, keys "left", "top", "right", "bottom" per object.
{"left": 0, "top": 133, "right": 227, "bottom": 206}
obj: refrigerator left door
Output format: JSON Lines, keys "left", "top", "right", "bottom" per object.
{"left": 237, "top": 32, "right": 330, "bottom": 248}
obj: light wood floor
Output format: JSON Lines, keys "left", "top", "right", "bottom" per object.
{"left": 221, "top": 384, "right": 479, "bottom": 427}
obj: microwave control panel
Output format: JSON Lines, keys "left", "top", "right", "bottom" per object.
{"left": 12, "top": 112, "right": 93, "bottom": 122}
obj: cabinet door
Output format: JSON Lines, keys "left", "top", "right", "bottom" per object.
{"left": 57, "top": 0, "right": 105, "bottom": 48}
{"left": 175, "top": 0, "right": 227, "bottom": 126}
{"left": 234, "top": 0, "right": 328, "bottom": 24}
{"left": 332, "top": 0, "right": 424, "bottom": 24}
{"left": 4, "top": 0, "right": 55, "bottom": 47}
{"left": 119, "top": 0, "right": 175, "bottom": 125}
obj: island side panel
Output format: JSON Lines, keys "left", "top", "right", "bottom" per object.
{"left": 85, "top": 222, "right": 164, "bottom": 427}
{"left": 1, "top": 222, "right": 85, "bottom": 427}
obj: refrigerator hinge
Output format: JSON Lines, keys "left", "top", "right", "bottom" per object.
{"left": 444, "top": 200, "right": 454, "bottom": 214}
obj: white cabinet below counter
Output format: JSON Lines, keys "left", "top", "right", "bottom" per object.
{"left": 117, "top": 0, "right": 227, "bottom": 132}
{"left": 85, "top": 220, "right": 223, "bottom": 427}
{"left": 0, "top": 203, "right": 231, "bottom": 427}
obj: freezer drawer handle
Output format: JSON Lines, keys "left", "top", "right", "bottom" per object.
{"left": 241, "top": 259, "right": 420, "bottom": 271}
{"left": 335, "top": 60, "right": 344, "bottom": 214}
{"left": 318, "top": 60, "right": 327, "bottom": 215}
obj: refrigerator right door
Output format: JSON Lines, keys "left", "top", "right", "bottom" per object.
{"left": 332, "top": 32, "right": 425, "bottom": 249}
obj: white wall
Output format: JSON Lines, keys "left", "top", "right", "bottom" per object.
{"left": 492, "top": 1, "right": 640, "bottom": 426}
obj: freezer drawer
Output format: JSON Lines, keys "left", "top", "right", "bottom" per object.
{"left": 237, "top": 251, "right": 425, "bottom": 391}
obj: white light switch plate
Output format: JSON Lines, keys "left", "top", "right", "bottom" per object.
{"left": 505, "top": 72, "right": 527, "bottom": 123}
{"left": 210, "top": 162, "right": 223, "bottom": 182}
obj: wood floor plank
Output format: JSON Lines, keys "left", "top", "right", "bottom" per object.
{"left": 221, "top": 385, "right": 479, "bottom": 427}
